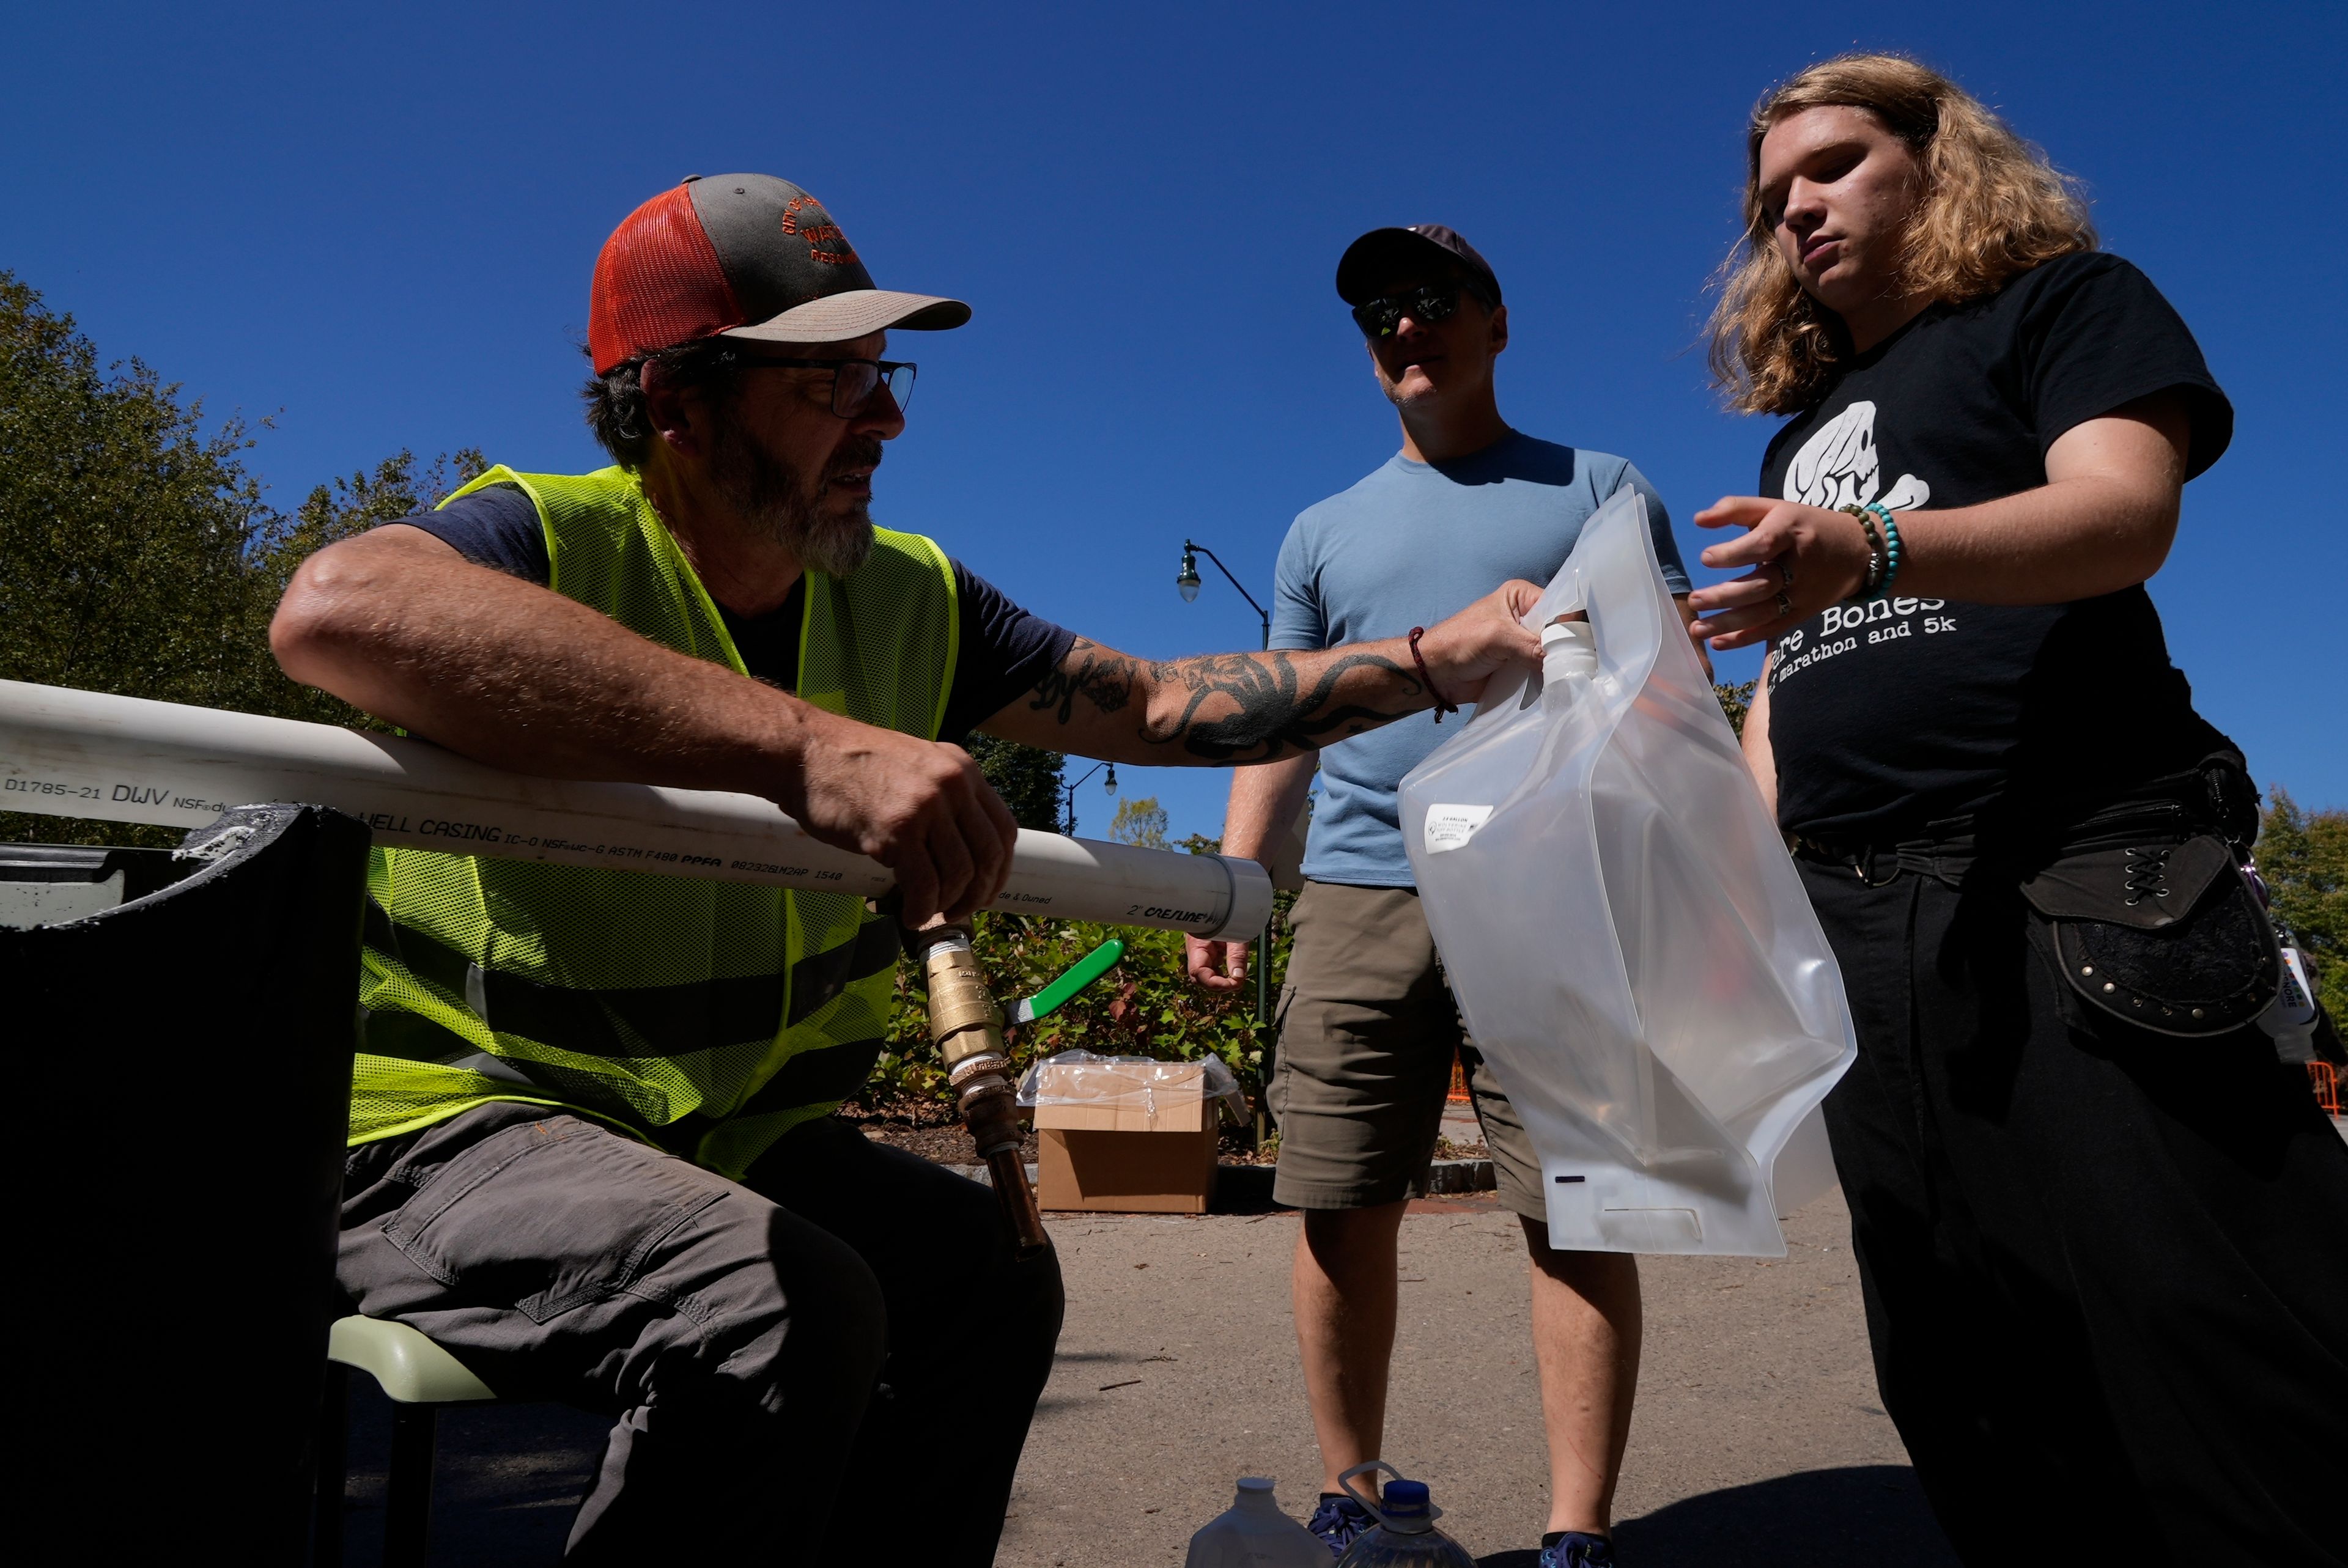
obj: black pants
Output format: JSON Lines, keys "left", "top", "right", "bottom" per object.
{"left": 1802, "top": 858, "right": 2348, "bottom": 1566}
{"left": 339, "top": 1103, "right": 1065, "bottom": 1564}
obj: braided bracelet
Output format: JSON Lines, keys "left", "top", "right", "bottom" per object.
{"left": 1407, "top": 626, "right": 1460, "bottom": 723}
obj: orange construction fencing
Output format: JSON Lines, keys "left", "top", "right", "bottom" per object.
{"left": 1448, "top": 1052, "right": 1470, "bottom": 1103}
{"left": 2311, "top": 1061, "right": 2341, "bottom": 1119}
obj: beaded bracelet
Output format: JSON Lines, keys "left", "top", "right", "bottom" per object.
{"left": 1864, "top": 502, "right": 1905, "bottom": 597}
{"left": 1840, "top": 503, "right": 1886, "bottom": 595}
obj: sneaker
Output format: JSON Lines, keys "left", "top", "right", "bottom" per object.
{"left": 1538, "top": 1533, "right": 1615, "bottom": 1567}
{"left": 1306, "top": 1493, "right": 1376, "bottom": 1556}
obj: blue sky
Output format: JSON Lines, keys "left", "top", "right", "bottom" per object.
{"left": 9, "top": 1, "right": 2342, "bottom": 835}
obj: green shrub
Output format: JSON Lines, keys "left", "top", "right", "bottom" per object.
{"left": 863, "top": 900, "right": 1294, "bottom": 1108}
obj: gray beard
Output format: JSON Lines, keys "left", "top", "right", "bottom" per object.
{"left": 707, "top": 422, "right": 876, "bottom": 578}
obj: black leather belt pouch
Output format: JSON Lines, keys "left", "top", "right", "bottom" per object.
{"left": 2018, "top": 833, "right": 2282, "bottom": 1038}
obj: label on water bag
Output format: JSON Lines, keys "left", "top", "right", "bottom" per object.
{"left": 1423, "top": 804, "right": 1494, "bottom": 853}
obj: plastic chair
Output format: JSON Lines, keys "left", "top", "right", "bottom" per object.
{"left": 313, "top": 1316, "right": 500, "bottom": 1568}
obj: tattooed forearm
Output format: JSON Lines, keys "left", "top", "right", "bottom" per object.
{"left": 992, "top": 581, "right": 1538, "bottom": 765}
{"left": 1025, "top": 639, "right": 1426, "bottom": 764}
{"left": 1152, "top": 648, "right": 1420, "bottom": 760}
{"left": 1027, "top": 639, "right": 1140, "bottom": 724}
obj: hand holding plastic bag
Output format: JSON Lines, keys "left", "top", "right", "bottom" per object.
{"left": 1400, "top": 488, "right": 1854, "bottom": 1256}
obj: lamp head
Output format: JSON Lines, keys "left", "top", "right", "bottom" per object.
{"left": 1104, "top": 764, "right": 1118, "bottom": 795}
{"left": 1176, "top": 548, "right": 1202, "bottom": 603}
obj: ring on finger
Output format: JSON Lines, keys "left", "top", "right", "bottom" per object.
{"left": 1774, "top": 590, "right": 1794, "bottom": 619}
{"left": 1778, "top": 557, "right": 1795, "bottom": 588}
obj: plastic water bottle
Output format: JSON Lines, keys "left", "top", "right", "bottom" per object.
{"left": 1184, "top": 1477, "right": 1327, "bottom": 1568}
{"left": 1332, "top": 1463, "right": 1477, "bottom": 1568}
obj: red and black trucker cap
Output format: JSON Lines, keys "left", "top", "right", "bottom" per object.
{"left": 588, "top": 174, "right": 970, "bottom": 375}
{"left": 1334, "top": 224, "right": 1502, "bottom": 307}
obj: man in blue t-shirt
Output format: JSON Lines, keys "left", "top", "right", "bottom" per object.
{"left": 1187, "top": 225, "right": 1700, "bottom": 1567}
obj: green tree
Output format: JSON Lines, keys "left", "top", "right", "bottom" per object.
{"left": 2261, "top": 786, "right": 2348, "bottom": 1024}
{"left": 2, "top": 271, "right": 274, "bottom": 716}
{"left": 1109, "top": 795, "right": 1168, "bottom": 850}
{"left": 1715, "top": 678, "right": 1756, "bottom": 738}
{"left": 964, "top": 733, "right": 1066, "bottom": 832}
{"left": 0, "top": 270, "right": 479, "bottom": 845}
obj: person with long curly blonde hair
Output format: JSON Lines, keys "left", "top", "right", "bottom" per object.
{"left": 1685, "top": 53, "right": 2348, "bottom": 1567}
{"left": 1707, "top": 53, "right": 2097, "bottom": 417}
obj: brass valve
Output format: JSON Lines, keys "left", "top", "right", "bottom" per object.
{"left": 923, "top": 938, "right": 1006, "bottom": 1072}
{"left": 908, "top": 923, "right": 1050, "bottom": 1260}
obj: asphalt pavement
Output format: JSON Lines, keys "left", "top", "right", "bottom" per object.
{"left": 995, "top": 1186, "right": 1954, "bottom": 1567}
{"left": 329, "top": 1182, "right": 1958, "bottom": 1566}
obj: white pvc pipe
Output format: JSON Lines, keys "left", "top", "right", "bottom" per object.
{"left": 0, "top": 680, "right": 1274, "bottom": 938}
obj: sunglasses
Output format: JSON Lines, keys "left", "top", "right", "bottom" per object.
{"left": 1350, "top": 283, "right": 1477, "bottom": 339}
{"left": 734, "top": 356, "right": 917, "bottom": 417}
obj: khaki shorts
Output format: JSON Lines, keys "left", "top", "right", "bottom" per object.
{"left": 1267, "top": 880, "right": 1545, "bottom": 1220}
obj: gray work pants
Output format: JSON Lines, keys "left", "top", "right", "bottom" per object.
{"left": 339, "top": 1102, "right": 1065, "bottom": 1564}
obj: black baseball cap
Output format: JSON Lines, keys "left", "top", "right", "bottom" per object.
{"left": 1335, "top": 224, "right": 1502, "bottom": 307}
{"left": 589, "top": 174, "right": 970, "bottom": 375}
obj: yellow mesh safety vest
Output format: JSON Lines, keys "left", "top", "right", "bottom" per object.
{"left": 350, "top": 465, "right": 958, "bottom": 1179}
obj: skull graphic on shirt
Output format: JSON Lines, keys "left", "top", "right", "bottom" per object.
{"left": 1783, "top": 400, "right": 1931, "bottom": 513}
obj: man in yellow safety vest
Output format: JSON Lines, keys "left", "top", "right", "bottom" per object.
{"left": 272, "top": 173, "right": 1544, "bottom": 1563}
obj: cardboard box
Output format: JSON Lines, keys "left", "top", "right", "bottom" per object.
{"left": 1032, "top": 1058, "right": 1222, "bottom": 1214}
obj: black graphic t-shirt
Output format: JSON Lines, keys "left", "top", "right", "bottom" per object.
{"left": 1760, "top": 251, "right": 2237, "bottom": 842}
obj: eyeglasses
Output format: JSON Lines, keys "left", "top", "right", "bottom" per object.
{"left": 734, "top": 356, "right": 917, "bottom": 417}
{"left": 1350, "top": 284, "right": 1471, "bottom": 340}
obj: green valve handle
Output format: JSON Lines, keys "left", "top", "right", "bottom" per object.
{"left": 1011, "top": 938, "right": 1124, "bottom": 1025}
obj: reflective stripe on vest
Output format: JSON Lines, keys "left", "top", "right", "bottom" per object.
{"left": 349, "top": 464, "right": 958, "bottom": 1178}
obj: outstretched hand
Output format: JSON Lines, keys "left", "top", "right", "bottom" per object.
{"left": 1687, "top": 497, "right": 1874, "bottom": 650}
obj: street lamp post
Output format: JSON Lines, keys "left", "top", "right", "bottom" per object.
{"left": 1176, "top": 542, "right": 1271, "bottom": 651}
{"left": 1062, "top": 759, "right": 1117, "bottom": 837}
{"left": 1176, "top": 540, "right": 1277, "bottom": 1140}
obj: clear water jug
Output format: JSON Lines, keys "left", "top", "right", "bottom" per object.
{"left": 1332, "top": 1462, "right": 1476, "bottom": 1567}
{"left": 1184, "top": 1476, "right": 1327, "bottom": 1568}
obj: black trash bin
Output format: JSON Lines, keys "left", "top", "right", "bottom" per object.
{"left": 1, "top": 804, "right": 369, "bottom": 1565}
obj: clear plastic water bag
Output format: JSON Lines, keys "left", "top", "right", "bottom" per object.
{"left": 1400, "top": 488, "right": 1855, "bottom": 1256}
